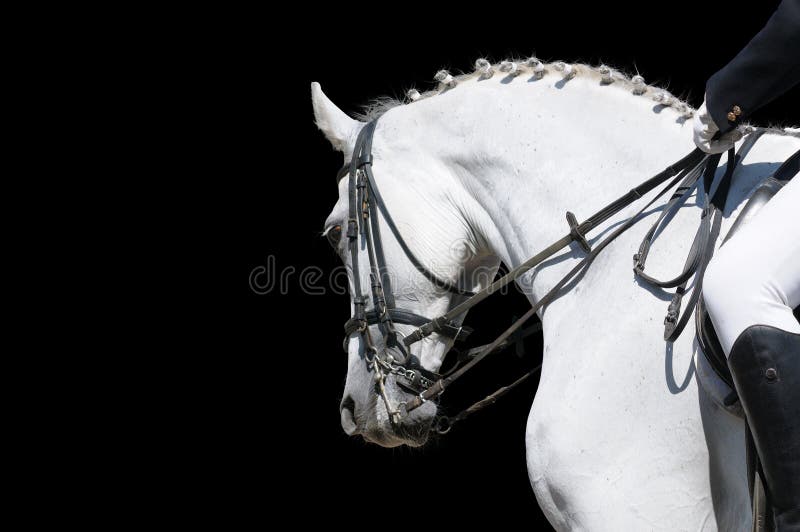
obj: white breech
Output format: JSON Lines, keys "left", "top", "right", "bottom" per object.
{"left": 703, "top": 176, "right": 800, "bottom": 356}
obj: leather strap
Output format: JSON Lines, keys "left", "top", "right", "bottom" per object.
{"left": 434, "top": 363, "right": 542, "bottom": 434}
{"left": 774, "top": 148, "right": 799, "bottom": 183}
{"left": 633, "top": 165, "right": 707, "bottom": 288}
{"left": 663, "top": 144, "right": 749, "bottom": 341}
{"left": 633, "top": 131, "right": 761, "bottom": 290}
{"left": 344, "top": 308, "right": 469, "bottom": 340}
{"left": 634, "top": 132, "right": 766, "bottom": 342}
{"left": 663, "top": 206, "right": 723, "bottom": 341}
{"left": 364, "top": 159, "right": 475, "bottom": 296}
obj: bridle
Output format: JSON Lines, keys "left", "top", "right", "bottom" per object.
{"left": 340, "top": 120, "right": 475, "bottom": 421}
{"left": 339, "top": 116, "right": 737, "bottom": 432}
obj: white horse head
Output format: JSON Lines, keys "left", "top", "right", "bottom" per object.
{"left": 312, "top": 59, "right": 799, "bottom": 528}
{"left": 312, "top": 82, "right": 500, "bottom": 447}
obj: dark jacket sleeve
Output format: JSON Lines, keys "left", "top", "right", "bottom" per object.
{"left": 706, "top": 0, "right": 800, "bottom": 133}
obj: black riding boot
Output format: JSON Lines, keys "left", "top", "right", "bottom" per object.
{"left": 728, "top": 325, "right": 800, "bottom": 530}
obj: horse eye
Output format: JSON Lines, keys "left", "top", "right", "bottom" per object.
{"left": 326, "top": 225, "right": 342, "bottom": 247}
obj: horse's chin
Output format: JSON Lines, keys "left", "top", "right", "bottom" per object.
{"left": 342, "top": 374, "right": 439, "bottom": 447}
{"left": 362, "top": 390, "right": 438, "bottom": 448}
{"left": 362, "top": 429, "right": 426, "bottom": 448}
{"left": 361, "top": 420, "right": 432, "bottom": 448}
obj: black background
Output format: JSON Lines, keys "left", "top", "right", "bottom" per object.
{"left": 227, "top": 2, "right": 798, "bottom": 527}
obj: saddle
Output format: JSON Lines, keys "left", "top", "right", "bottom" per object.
{"left": 696, "top": 153, "right": 800, "bottom": 409}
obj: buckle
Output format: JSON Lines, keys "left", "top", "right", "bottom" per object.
{"left": 436, "top": 320, "right": 472, "bottom": 342}
{"left": 566, "top": 211, "right": 591, "bottom": 253}
{"left": 347, "top": 219, "right": 358, "bottom": 239}
{"left": 356, "top": 170, "right": 367, "bottom": 188}
{"left": 357, "top": 153, "right": 373, "bottom": 168}
{"left": 633, "top": 251, "right": 650, "bottom": 273}
{"left": 452, "top": 325, "right": 473, "bottom": 343}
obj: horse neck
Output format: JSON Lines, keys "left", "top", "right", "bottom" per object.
{"left": 391, "top": 76, "right": 696, "bottom": 303}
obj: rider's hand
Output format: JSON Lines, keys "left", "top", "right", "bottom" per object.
{"left": 693, "top": 99, "right": 743, "bottom": 154}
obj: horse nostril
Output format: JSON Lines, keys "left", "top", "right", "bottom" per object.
{"left": 340, "top": 395, "right": 358, "bottom": 435}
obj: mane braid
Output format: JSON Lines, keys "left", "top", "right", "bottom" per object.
{"left": 356, "top": 59, "right": 799, "bottom": 137}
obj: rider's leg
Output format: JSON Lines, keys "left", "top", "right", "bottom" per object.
{"left": 704, "top": 176, "right": 800, "bottom": 353}
{"left": 703, "top": 176, "right": 800, "bottom": 529}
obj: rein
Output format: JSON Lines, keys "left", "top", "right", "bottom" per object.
{"left": 634, "top": 131, "right": 764, "bottom": 341}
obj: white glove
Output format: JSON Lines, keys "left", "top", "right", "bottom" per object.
{"left": 693, "top": 100, "right": 743, "bottom": 154}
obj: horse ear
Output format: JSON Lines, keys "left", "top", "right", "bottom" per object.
{"left": 311, "top": 82, "right": 360, "bottom": 153}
